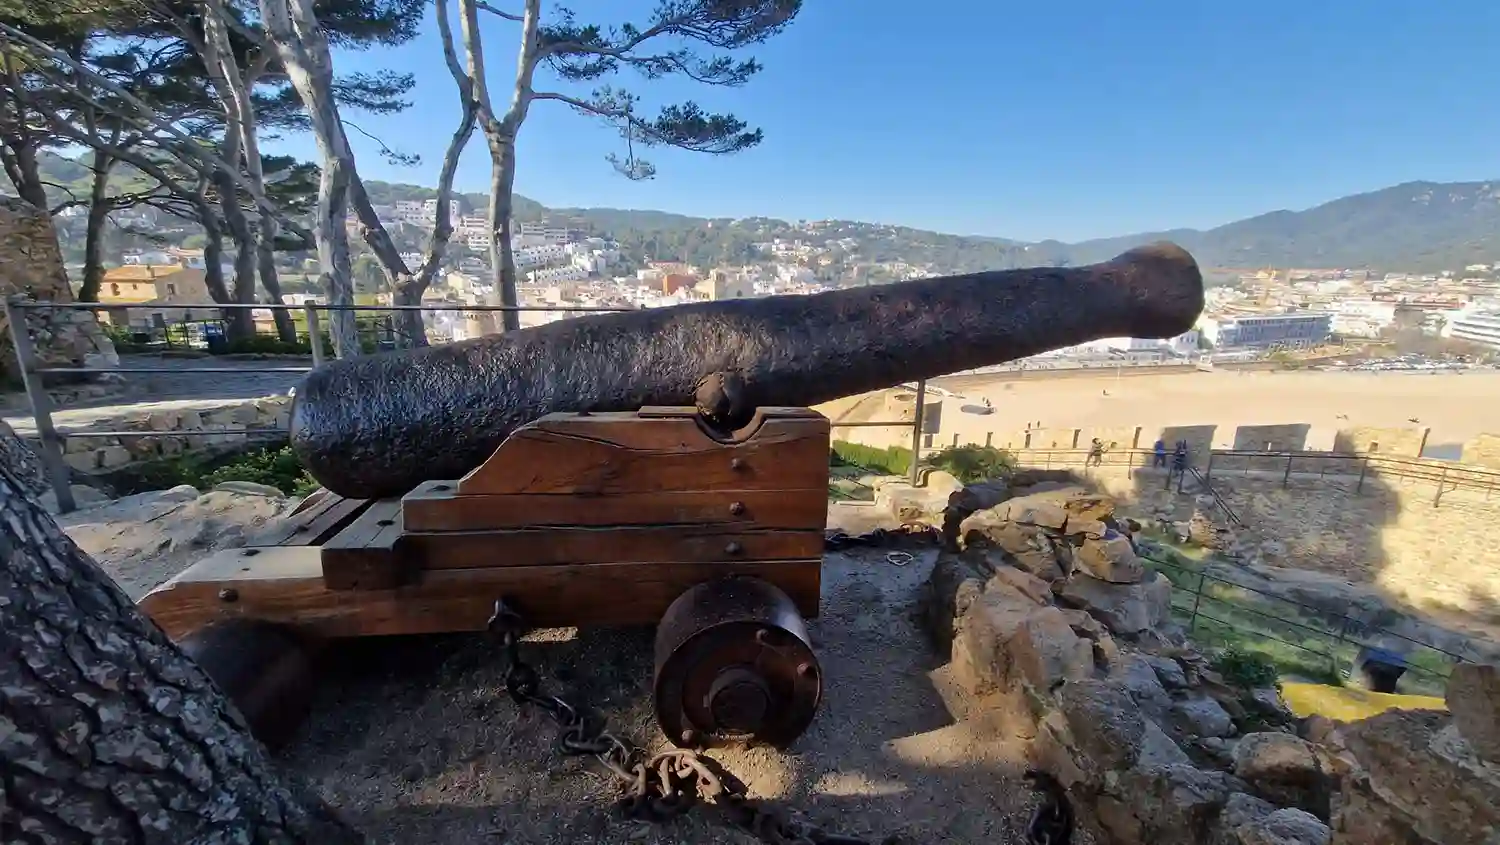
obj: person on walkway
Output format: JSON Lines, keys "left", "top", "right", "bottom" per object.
{"left": 1153, "top": 438, "right": 1167, "bottom": 468}
{"left": 1172, "top": 441, "right": 1188, "bottom": 474}
{"left": 1087, "top": 438, "right": 1105, "bottom": 468}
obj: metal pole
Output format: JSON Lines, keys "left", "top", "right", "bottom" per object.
{"left": 1284, "top": 453, "right": 1294, "bottom": 487}
{"left": 1357, "top": 456, "right": 1369, "bottom": 494}
{"left": 1189, "top": 571, "right": 1207, "bottom": 634}
{"left": 4, "top": 299, "right": 74, "bottom": 513}
{"left": 1205, "top": 450, "right": 1214, "bottom": 482}
{"left": 304, "top": 303, "right": 325, "bottom": 368}
{"left": 907, "top": 378, "right": 926, "bottom": 487}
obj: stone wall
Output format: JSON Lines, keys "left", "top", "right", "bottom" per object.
{"left": 0, "top": 198, "right": 118, "bottom": 384}
{"left": 57, "top": 396, "right": 292, "bottom": 475}
{"left": 1462, "top": 432, "right": 1500, "bottom": 469}
{"left": 1139, "top": 473, "right": 1500, "bottom": 621}
{"left": 1233, "top": 423, "right": 1312, "bottom": 452}
{"left": 1333, "top": 425, "right": 1428, "bottom": 458}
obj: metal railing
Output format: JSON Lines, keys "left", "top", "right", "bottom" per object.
{"left": 1143, "top": 549, "right": 1470, "bottom": 694}
{"left": 5, "top": 298, "right": 931, "bottom": 511}
{"left": 5, "top": 299, "right": 631, "bottom": 514}
{"left": 1204, "top": 448, "right": 1500, "bottom": 504}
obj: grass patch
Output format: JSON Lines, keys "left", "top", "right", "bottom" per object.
{"left": 829, "top": 441, "right": 1017, "bottom": 484}
{"left": 1140, "top": 538, "right": 1453, "bottom": 696}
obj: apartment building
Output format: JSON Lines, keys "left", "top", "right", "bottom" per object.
{"left": 1199, "top": 311, "right": 1332, "bottom": 349}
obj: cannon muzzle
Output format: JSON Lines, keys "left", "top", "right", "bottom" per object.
{"left": 291, "top": 242, "right": 1204, "bottom": 498}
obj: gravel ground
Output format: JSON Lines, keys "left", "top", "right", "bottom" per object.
{"left": 280, "top": 547, "right": 1052, "bottom": 844}
{"left": 64, "top": 493, "right": 1064, "bottom": 844}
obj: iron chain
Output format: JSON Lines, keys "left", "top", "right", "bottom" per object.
{"left": 488, "top": 601, "right": 889, "bottom": 845}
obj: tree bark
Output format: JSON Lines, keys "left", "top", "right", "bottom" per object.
{"left": 486, "top": 137, "right": 521, "bottom": 333}
{"left": 217, "top": 172, "right": 259, "bottom": 342}
{"left": 0, "top": 429, "right": 362, "bottom": 844}
{"left": 261, "top": 0, "right": 361, "bottom": 358}
{"left": 78, "top": 152, "right": 115, "bottom": 303}
{"left": 0, "top": 138, "right": 49, "bottom": 211}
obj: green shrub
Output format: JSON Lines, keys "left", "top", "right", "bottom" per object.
{"left": 1211, "top": 645, "right": 1281, "bottom": 689}
{"left": 129, "top": 445, "right": 318, "bottom": 497}
{"left": 925, "top": 444, "right": 1016, "bottom": 483}
{"left": 830, "top": 441, "right": 913, "bottom": 476}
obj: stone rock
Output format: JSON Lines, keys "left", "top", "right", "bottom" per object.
{"left": 1332, "top": 709, "right": 1500, "bottom": 845}
{"left": 1174, "top": 696, "right": 1236, "bottom": 738}
{"left": 950, "top": 578, "right": 1045, "bottom": 694}
{"left": 1145, "top": 654, "right": 1190, "bottom": 690}
{"left": 1075, "top": 534, "right": 1147, "bottom": 583}
{"left": 989, "top": 565, "right": 1053, "bottom": 606}
{"left": 994, "top": 495, "right": 1071, "bottom": 529}
{"left": 1117, "top": 654, "right": 1172, "bottom": 717}
{"left": 1245, "top": 687, "right": 1297, "bottom": 727}
{"left": 1009, "top": 606, "right": 1095, "bottom": 693}
{"left": 1138, "top": 719, "right": 1193, "bottom": 768}
{"left": 922, "top": 552, "right": 986, "bottom": 648}
{"left": 1057, "top": 570, "right": 1173, "bottom": 636}
{"left": 1233, "top": 733, "right": 1327, "bottom": 817}
{"left": 39, "top": 484, "right": 111, "bottom": 515}
{"left": 213, "top": 481, "right": 289, "bottom": 499}
{"left": 1212, "top": 792, "right": 1331, "bottom": 845}
{"left": 1064, "top": 515, "right": 1108, "bottom": 539}
{"left": 1059, "top": 680, "right": 1146, "bottom": 772}
{"left": 98, "top": 445, "right": 132, "bottom": 469}
{"left": 977, "top": 521, "right": 1067, "bottom": 579}
{"left": 942, "top": 479, "right": 1013, "bottom": 546}
{"left": 1445, "top": 662, "right": 1500, "bottom": 762}
{"left": 1110, "top": 763, "right": 1244, "bottom": 845}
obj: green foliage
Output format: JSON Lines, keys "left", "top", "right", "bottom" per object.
{"left": 136, "top": 445, "right": 319, "bottom": 498}
{"left": 830, "top": 441, "right": 912, "bottom": 476}
{"left": 1211, "top": 646, "right": 1282, "bottom": 690}
{"left": 925, "top": 444, "right": 1016, "bottom": 483}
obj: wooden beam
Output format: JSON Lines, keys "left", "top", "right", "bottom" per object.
{"left": 138, "top": 547, "right": 821, "bottom": 640}
{"left": 402, "top": 484, "right": 829, "bottom": 532}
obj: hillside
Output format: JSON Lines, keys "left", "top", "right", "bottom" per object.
{"left": 20, "top": 151, "right": 1500, "bottom": 273}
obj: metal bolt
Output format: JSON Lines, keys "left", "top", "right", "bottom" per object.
{"left": 218, "top": 588, "right": 239, "bottom": 603}
{"left": 754, "top": 628, "right": 772, "bottom": 644}
{"left": 729, "top": 501, "right": 745, "bottom": 516}
{"left": 797, "top": 662, "right": 816, "bottom": 678}
{"left": 730, "top": 457, "right": 745, "bottom": 470}
{"left": 725, "top": 541, "right": 743, "bottom": 555}
{"left": 680, "top": 729, "right": 698, "bottom": 746}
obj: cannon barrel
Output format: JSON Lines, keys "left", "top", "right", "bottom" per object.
{"left": 291, "top": 242, "right": 1205, "bottom": 498}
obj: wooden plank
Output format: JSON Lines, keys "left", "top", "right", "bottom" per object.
{"left": 455, "top": 409, "right": 830, "bottom": 496}
{"left": 403, "top": 484, "right": 830, "bottom": 532}
{"left": 319, "top": 499, "right": 407, "bottom": 591}
{"left": 138, "top": 548, "right": 821, "bottom": 640}
{"left": 405, "top": 525, "right": 824, "bottom": 570}
{"left": 253, "top": 493, "right": 374, "bottom": 547}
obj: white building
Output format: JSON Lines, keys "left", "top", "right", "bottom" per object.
{"left": 1330, "top": 299, "right": 1398, "bottom": 338}
{"left": 1443, "top": 309, "right": 1500, "bottom": 350}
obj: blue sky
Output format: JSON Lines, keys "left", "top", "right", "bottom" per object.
{"left": 271, "top": 1, "right": 1500, "bottom": 242}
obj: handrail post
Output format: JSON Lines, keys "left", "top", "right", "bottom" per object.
{"left": 908, "top": 378, "right": 926, "bottom": 487}
{"left": 4, "top": 298, "right": 74, "bottom": 513}
{"left": 303, "top": 302, "right": 325, "bottom": 368}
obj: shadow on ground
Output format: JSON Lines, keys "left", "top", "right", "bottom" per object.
{"left": 280, "top": 549, "right": 1052, "bottom": 845}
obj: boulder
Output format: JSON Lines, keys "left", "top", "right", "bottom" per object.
{"left": 1074, "top": 533, "right": 1147, "bottom": 584}
{"left": 1058, "top": 571, "right": 1173, "bottom": 636}
{"left": 994, "top": 495, "right": 1070, "bottom": 529}
{"left": 1233, "top": 733, "right": 1328, "bottom": 817}
{"left": 1009, "top": 606, "right": 1096, "bottom": 693}
{"left": 1173, "top": 696, "right": 1236, "bottom": 738}
{"left": 1145, "top": 655, "right": 1190, "bottom": 690}
{"left": 950, "top": 578, "right": 1046, "bottom": 694}
{"left": 1108, "top": 763, "right": 1245, "bottom": 845}
{"left": 1212, "top": 792, "right": 1331, "bottom": 845}
{"left": 1116, "top": 654, "right": 1172, "bottom": 718}
{"left": 213, "top": 481, "right": 289, "bottom": 499}
{"left": 990, "top": 565, "right": 1054, "bottom": 606}
{"left": 1058, "top": 680, "right": 1146, "bottom": 773}
{"left": 1445, "top": 662, "right": 1500, "bottom": 762}
{"left": 1331, "top": 708, "right": 1500, "bottom": 845}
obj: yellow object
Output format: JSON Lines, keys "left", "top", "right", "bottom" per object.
{"left": 1280, "top": 682, "right": 1447, "bottom": 722}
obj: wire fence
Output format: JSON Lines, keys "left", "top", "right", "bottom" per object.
{"left": 1140, "top": 547, "right": 1471, "bottom": 697}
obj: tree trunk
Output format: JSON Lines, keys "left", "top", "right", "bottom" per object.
{"left": 390, "top": 283, "right": 427, "bottom": 347}
{"left": 78, "top": 154, "right": 114, "bottom": 302}
{"left": 257, "top": 236, "right": 298, "bottom": 343}
{"left": 2, "top": 137, "right": 50, "bottom": 211}
{"left": 486, "top": 135, "right": 520, "bottom": 333}
{"left": 194, "top": 192, "right": 235, "bottom": 343}
{"left": 0, "top": 429, "right": 363, "bottom": 844}
{"left": 217, "top": 173, "right": 259, "bottom": 342}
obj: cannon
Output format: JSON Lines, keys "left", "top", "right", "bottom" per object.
{"left": 138, "top": 243, "right": 1204, "bottom": 750}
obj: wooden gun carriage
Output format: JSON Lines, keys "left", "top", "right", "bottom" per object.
{"left": 136, "top": 243, "right": 1205, "bottom": 750}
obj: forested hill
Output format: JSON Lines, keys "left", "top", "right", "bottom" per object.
{"left": 26, "top": 150, "right": 1500, "bottom": 273}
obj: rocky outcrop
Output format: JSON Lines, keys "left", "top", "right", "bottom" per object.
{"left": 58, "top": 396, "right": 292, "bottom": 475}
{"left": 925, "top": 484, "right": 1321, "bottom": 845}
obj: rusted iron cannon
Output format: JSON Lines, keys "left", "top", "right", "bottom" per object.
{"left": 138, "top": 243, "right": 1204, "bottom": 752}
{"left": 289, "top": 242, "right": 1205, "bottom": 500}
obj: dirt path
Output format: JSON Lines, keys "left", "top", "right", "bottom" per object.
{"left": 279, "top": 547, "right": 1053, "bottom": 844}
